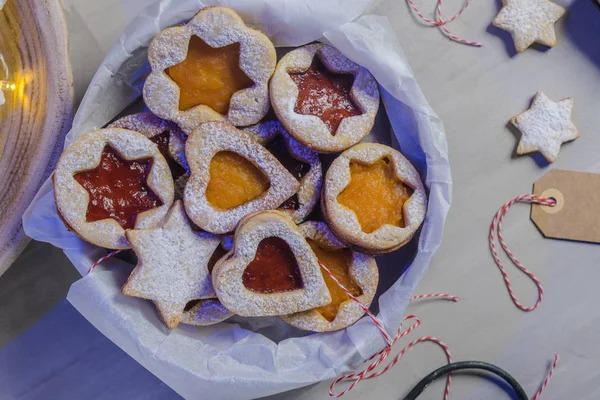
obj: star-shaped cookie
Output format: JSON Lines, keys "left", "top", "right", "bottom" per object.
{"left": 493, "top": 0, "right": 565, "bottom": 52}
{"left": 122, "top": 200, "right": 221, "bottom": 329}
{"left": 511, "top": 92, "right": 579, "bottom": 163}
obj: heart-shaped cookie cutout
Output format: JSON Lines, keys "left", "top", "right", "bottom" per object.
{"left": 184, "top": 122, "right": 300, "bottom": 234}
{"left": 281, "top": 221, "right": 378, "bottom": 332}
{"left": 212, "top": 210, "right": 331, "bottom": 316}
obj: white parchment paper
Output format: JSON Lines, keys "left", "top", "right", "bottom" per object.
{"left": 23, "top": 1, "right": 452, "bottom": 398}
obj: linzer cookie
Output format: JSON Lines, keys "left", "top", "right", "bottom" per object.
{"left": 212, "top": 210, "right": 331, "bottom": 316}
{"left": 143, "top": 6, "right": 276, "bottom": 134}
{"left": 244, "top": 120, "right": 322, "bottom": 223}
{"left": 184, "top": 121, "right": 299, "bottom": 234}
{"left": 122, "top": 201, "right": 221, "bottom": 330}
{"left": 270, "top": 43, "right": 379, "bottom": 153}
{"left": 53, "top": 128, "right": 174, "bottom": 249}
{"left": 109, "top": 112, "right": 189, "bottom": 197}
{"left": 281, "top": 221, "right": 378, "bottom": 332}
{"left": 322, "top": 143, "right": 427, "bottom": 254}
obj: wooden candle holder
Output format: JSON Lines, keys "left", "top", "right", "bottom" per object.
{"left": 0, "top": 0, "right": 73, "bottom": 276}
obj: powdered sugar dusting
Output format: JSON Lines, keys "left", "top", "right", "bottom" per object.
{"left": 212, "top": 211, "right": 331, "bottom": 316}
{"left": 323, "top": 143, "right": 427, "bottom": 254}
{"left": 180, "top": 298, "right": 234, "bottom": 326}
{"left": 512, "top": 92, "right": 579, "bottom": 163}
{"left": 184, "top": 122, "right": 300, "bottom": 234}
{"left": 270, "top": 43, "right": 379, "bottom": 153}
{"left": 281, "top": 221, "right": 378, "bottom": 332}
{"left": 122, "top": 201, "right": 221, "bottom": 330}
{"left": 243, "top": 120, "right": 322, "bottom": 223}
{"left": 144, "top": 6, "right": 276, "bottom": 133}
{"left": 109, "top": 112, "right": 189, "bottom": 173}
{"left": 53, "top": 128, "right": 174, "bottom": 249}
{"left": 493, "top": 0, "right": 565, "bottom": 52}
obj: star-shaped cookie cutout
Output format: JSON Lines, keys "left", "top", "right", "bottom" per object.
{"left": 511, "top": 92, "right": 579, "bottom": 163}
{"left": 493, "top": 0, "right": 565, "bottom": 52}
{"left": 121, "top": 201, "right": 221, "bottom": 329}
{"left": 74, "top": 145, "right": 164, "bottom": 230}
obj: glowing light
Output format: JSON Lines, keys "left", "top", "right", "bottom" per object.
{"left": 0, "top": 80, "right": 15, "bottom": 91}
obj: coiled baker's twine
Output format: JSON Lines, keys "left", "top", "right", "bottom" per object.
{"left": 405, "top": 0, "right": 483, "bottom": 47}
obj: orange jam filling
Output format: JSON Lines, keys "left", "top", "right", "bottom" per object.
{"left": 166, "top": 36, "right": 254, "bottom": 113}
{"left": 309, "top": 240, "right": 361, "bottom": 322}
{"left": 337, "top": 157, "right": 413, "bottom": 234}
{"left": 243, "top": 237, "right": 303, "bottom": 293}
{"left": 206, "top": 151, "right": 270, "bottom": 209}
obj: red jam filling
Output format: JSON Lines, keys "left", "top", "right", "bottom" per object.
{"left": 73, "top": 145, "right": 163, "bottom": 230}
{"left": 151, "top": 132, "right": 187, "bottom": 179}
{"left": 242, "top": 237, "right": 303, "bottom": 293}
{"left": 290, "top": 58, "right": 361, "bottom": 134}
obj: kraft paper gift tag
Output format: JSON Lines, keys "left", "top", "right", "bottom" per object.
{"left": 531, "top": 169, "right": 600, "bottom": 243}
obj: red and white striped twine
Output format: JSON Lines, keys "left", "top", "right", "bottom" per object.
{"left": 320, "top": 260, "right": 457, "bottom": 399}
{"left": 87, "top": 252, "right": 559, "bottom": 399}
{"left": 320, "top": 260, "right": 559, "bottom": 399}
{"left": 532, "top": 354, "right": 559, "bottom": 400}
{"left": 489, "top": 194, "right": 556, "bottom": 311}
{"left": 87, "top": 249, "right": 123, "bottom": 274}
{"left": 405, "top": 0, "right": 482, "bottom": 47}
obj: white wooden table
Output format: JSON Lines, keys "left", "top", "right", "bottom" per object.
{"left": 2, "top": 0, "right": 600, "bottom": 399}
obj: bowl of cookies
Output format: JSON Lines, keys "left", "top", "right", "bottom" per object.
{"left": 24, "top": 1, "right": 451, "bottom": 398}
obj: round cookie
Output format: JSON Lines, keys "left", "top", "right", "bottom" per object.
{"left": 270, "top": 43, "right": 379, "bottom": 153}
{"left": 53, "top": 128, "right": 174, "bottom": 249}
{"left": 322, "top": 143, "right": 427, "bottom": 254}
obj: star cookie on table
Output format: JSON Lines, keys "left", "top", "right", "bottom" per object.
{"left": 122, "top": 200, "right": 221, "bottom": 330}
{"left": 493, "top": 0, "right": 565, "bottom": 52}
{"left": 511, "top": 92, "right": 579, "bottom": 163}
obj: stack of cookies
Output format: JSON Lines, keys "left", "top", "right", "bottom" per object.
{"left": 52, "top": 6, "right": 427, "bottom": 332}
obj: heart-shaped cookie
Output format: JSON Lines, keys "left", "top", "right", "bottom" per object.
{"left": 212, "top": 210, "right": 331, "bottom": 316}
{"left": 281, "top": 221, "right": 378, "bottom": 332}
{"left": 184, "top": 122, "right": 300, "bottom": 234}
